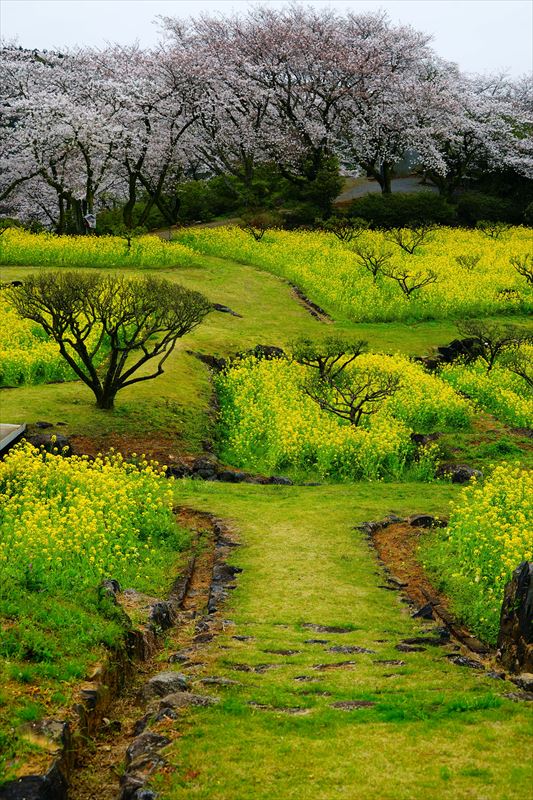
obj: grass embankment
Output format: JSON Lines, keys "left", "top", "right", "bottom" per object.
{"left": 136, "top": 480, "right": 532, "bottom": 800}
{"left": 0, "top": 443, "right": 190, "bottom": 783}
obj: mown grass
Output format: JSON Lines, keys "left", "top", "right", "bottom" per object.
{"left": 142, "top": 480, "right": 533, "bottom": 800}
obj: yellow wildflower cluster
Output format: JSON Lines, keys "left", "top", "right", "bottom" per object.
{"left": 441, "top": 463, "right": 533, "bottom": 640}
{"left": 0, "top": 306, "right": 75, "bottom": 386}
{"left": 176, "top": 225, "right": 533, "bottom": 322}
{"left": 216, "top": 354, "right": 468, "bottom": 479}
{"left": 0, "top": 228, "right": 196, "bottom": 269}
{"left": 0, "top": 442, "right": 181, "bottom": 593}
{"left": 440, "top": 347, "right": 533, "bottom": 428}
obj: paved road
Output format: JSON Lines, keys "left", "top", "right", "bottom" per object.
{"left": 337, "top": 175, "right": 438, "bottom": 203}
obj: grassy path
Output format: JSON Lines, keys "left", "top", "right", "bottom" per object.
{"left": 149, "top": 482, "right": 533, "bottom": 799}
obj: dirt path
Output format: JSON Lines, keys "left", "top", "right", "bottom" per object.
{"left": 123, "top": 483, "right": 532, "bottom": 800}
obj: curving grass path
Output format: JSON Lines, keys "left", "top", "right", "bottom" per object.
{"left": 142, "top": 481, "right": 533, "bottom": 800}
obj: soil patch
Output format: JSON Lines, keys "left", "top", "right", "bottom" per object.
{"left": 371, "top": 522, "right": 490, "bottom": 655}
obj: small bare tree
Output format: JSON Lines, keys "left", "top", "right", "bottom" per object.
{"left": 111, "top": 223, "right": 147, "bottom": 251}
{"left": 510, "top": 254, "right": 533, "bottom": 286}
{"left": 292, "top": 338, "right": 398, "bottom": 426}
{"left": 384, "top": 224, "right": 435, "bottom": 255}
{"left": 455, "top": 254, "right": 481, "bottom": 271}
{"left": 240, "top": 212, "right": 280, "bottom": 242}
{"left": 382, "top": 265, "right": 437, "bottom": 298}
{"left": 500, "top": 348, "right": 533, "bottom": 388}
{"left": 323, "top": 216, "right": 368, "bottom": 243}
{"left": 7, "top": 271, "right": 211, "bottom": 409}
{"left": 291, "top": 336, "right": 367, "bottom": 379}
{"left": 457, "top": 319, "right": 533, "bottom": 372}
{"left": 352, "top": 241, "right": 393, "bottom": 282}
{"left": 476, "top": 220, "right": 511, "bottom": 239}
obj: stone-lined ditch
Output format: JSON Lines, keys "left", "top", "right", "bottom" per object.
{"left": 0, "top": 510, "right": 240, "bottom": 800}
{"left": 362, "top": 513, "right": 533, "bottom": 692}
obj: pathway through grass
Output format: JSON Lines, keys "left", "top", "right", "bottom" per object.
{"left": 145, "top": 482, "right": 533, "bottom": 799}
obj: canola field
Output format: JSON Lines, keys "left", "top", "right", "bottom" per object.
{"left": 0, "top": 306, "right": 76, "bottom": 387}
{"left": 440, "top": 347, "right": 533, "bottom": 428}
{"left": 176, "top": 226, "right": 533, "bottom": 322}
{"left": 423, "top": 463, "right": 533, "bottom": 643}
{"left": 0, "top": 442, "right": 186, "bottom": 595}
{"left": 0, "top": 228, "right": 197, "bottom": 269}
{"left": 215, "top": 353, "right": 473, "bottom": 480}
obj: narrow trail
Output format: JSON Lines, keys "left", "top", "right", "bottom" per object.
{"left": 119, "top": 484, "right": 532, "bottom": 800}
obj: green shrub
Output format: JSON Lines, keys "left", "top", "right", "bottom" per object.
{"left": 456, "top": 192, "right": 516, "bottom": 225}
{"left": 348, "top": 192, "right": 456, "bottom": 228}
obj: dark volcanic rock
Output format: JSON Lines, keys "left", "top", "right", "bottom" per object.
{"left": 24, "top": 433, "right": 71, "bottom": 455}
{"left": 328, "top": 645, "right": 375, "bottom": 654}
{"left": 395, "top": 643, "right": 426, "bottom": 653}
{"left": 408, "top": 513, "right": 447, "bottom": 529}
{"left": 498, "top": 561, "right": 533, "bottom": 673}
{"left": 331, "top": 700, "right": 375, "bottom": 710}
{"left": 158, "top": 691, "right": 219, "bottom": 710}
{"left": 125, "top": 732, "right": 170, "bottom": 766}
{"left": 141, "top": 671, "right": 189, "bottom": 700}
{"left": 437, "top": 463, "right": 483, "bottom": 484}
{"left": 444, "top": 654, "right": 484, "bottom": 669}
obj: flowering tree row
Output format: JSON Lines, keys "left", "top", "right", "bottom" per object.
{"left": 1, "top": 5, "right": 532, "bottom": 231}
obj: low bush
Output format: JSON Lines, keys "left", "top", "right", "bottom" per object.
{"left": 347, "top": 192, "right": 456, "bottom": 228}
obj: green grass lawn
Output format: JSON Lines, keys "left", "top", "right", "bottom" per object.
{"left": 141, "top": 480, "right": 533, "bottom": 800}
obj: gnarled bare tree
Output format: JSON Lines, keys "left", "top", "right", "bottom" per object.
{"left": 7, "top": 271, "right": 211, "bottom": 408}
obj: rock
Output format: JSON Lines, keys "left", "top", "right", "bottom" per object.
{"left": 149, "top": 602, "right": 175, "bottom": 630}
{"left": 411, "top": 603, "right": 435, "bottom": 620}
{"left": 35, "top": 421, "right": 54, "bottom": 429}
{"left": 246, "top": 344, "right": 285, "bottom": 361}
{"left": 126, "top": 732, "right": 170, "bottom": 766}
{"left": 158, "top": 691, "right": 219, "bottom": 710}
{"left": 410, "top": 432, "right": 442, "bottom": 447}
{"left": 312, "top": 660, "right": 357, "bottom": 670}
{"left": 186, "top": 350, "right": 227, "bottom": 372}
{"left": 212, "top": 303, "right": 242, "bottom": 317}
{"left": 141, "top": 672, "right": 189, "bottom": 700}
{"left": 401, "top": 635, "right": 447, "bottom": 647}
{"left": 509, "top": 673, "right": 533, "bottom": 692}
{"left": 395, "top": 644, "right": 426, "bottom": 653}
{"left": 166, "top": 463, "right": 192, "bottom": 479}
{"left": 436, "top": 337, "right": 483, "bottom": 364}
{"left": 99, "top": 578, "right": 121, "bottom": 602}
{"left": 304, "top": 639, "right": 329, "bottom": 644}
{"left": 331, "top": 700, "right": 375, "bottom": 710}
{"left": 168, "top": 650, "right": 193, "bottom": 664}
{"left": 437, "top": 463, "right": 483, "bottom": 484}
{"left": 198, "top": 677, "right": 240, "bottom": 686}
{"left": 263, "top": 649, "right": 301, "bottom": 656}
{"left": 374, "top": 659, "right": 406, "bottom": 666}
{"left": 498, "top": 562, "right": 533, "bottom": 673}
{"left": 302, "top": 623, "right": 354, "bottom": 634}
{"left": 0, "top": 763, "right": 67, "bottom": 800}
{"left": 408, "top": 513, "right": 447, "bottom": 528}
{"left": 232, "top": 635, "right": 254, "bottom": 642}
{"left": 503, "top": 691, "right": 533, "bottom": 702}
{"left": 24, "top": 433, "right": 71, "bottom": 455}
{"left": 328, "top": 645, "right": 375, "bottom": 654}
{"left": 510, "top": 427, "right": 533, "bottom": 439}
{"left": 444, "top": 654, "right": 484, "bottom": 669}
{"left": 267, "top": 476, "right": 293, "bottom": 485}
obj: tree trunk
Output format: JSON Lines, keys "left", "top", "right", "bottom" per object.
{"left": 381, "top": 163, "right": 393, "bottom": 194}
{"left": 96, "top": 391, "right": 116, "bottom": 410}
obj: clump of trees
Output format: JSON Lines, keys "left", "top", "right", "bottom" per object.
{"left": 7, "top": 272, "right": 211, "bottom": 409}
{"left": 1, "top": 6, "right": 531, "bottom": 233}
